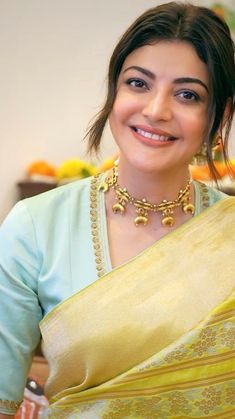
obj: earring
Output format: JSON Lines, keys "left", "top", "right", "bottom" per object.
{"left": 213, "top": 136, "right": 223, "bottom": 161}
{"left": 193, "top": 142, "right": 207, "bottom": 165}
{"left": 213, "top": 135, "right": 222, "bottom": 147}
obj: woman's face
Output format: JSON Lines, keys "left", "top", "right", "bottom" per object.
{"left": 109, "top": 41, "right": 210, "bottom": 175}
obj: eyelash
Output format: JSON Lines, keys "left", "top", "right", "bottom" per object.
{"left": 176, "top": 90, "right": 200, "bottom": 102}
{"left": 125, "top": 78, "right": 148, "bottom": 90}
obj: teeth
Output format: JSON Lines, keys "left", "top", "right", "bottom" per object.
{"left": 135, "top": 128, "right": 172, "bottom": 141}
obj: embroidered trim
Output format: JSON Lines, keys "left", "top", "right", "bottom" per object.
{"left": 90, "top": 178, "right": 210, "bottom": 278}
{"left": 90, "top": 174, "right": 106, "bottom": 278}
{"left": 0, "top": 398, "right": 22, "bottom": 411}
{"left": 197, "top": 181, "right": 210, "bottom": 211}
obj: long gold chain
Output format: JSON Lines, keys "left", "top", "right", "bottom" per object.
{"left": 99, "top": 165, "right": 195, "bottom": 227}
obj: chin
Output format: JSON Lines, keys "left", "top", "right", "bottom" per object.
{"left": 126, "top": 155, "right": 173, "bottom": 173}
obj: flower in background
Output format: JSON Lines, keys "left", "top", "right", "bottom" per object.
{"left": 212, "top": 3, "right": 235, "bottom": 31}
{"left": 96, "top": 155, "right": 117, "bottom": 173}
{"left": 26, "top": 156, "right": 117, "bottom": 186}
{"left": 27, "top": 160, "right": 57, "bottom": 183}
{"left": 190, "top": 141, "right": 235, "bottom": 182}
{"left": 56, "top": 159, "right": 97, "bottom": 183}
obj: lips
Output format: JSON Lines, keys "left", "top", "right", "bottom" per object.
{"left": 131, "top": 126, "right": 177, "bottom": 142}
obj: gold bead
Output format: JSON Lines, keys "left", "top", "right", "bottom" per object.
{"left": 183, "top": 203, "right": 195, "bottom": 215}
{"left": 134, "top": 215, "right": 148, "bottom": 226}
{"left": 112, "top": 203, "right": 125, "bottom": 214}
{"left": 98, "top": 182, "right": 109, "bottom": 192}
{"left": 162, "top": 216, "right": 174, "bottom": 226}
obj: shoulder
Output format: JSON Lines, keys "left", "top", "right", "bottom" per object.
{"left": 194, "top": 180, "right": 231, "bottom": 205}
{"left": 206, "top": 183, "right": 229, "bottom": 205}
{"left": 0, "top": 176, "right": 94, "bottom": 245}
{"left": 14, "top": 175, "right": 96, "bottom": 229}
{"left": 23, "top": 175, "right": 92, "bottom": 213}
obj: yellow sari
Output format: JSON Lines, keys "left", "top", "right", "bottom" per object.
{"left": 40, "top": 197, "right": 235, "bottom": 418}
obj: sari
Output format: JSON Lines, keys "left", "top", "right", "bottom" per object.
{"left": 40, "top": 197, "right": 235, "bottom": 418}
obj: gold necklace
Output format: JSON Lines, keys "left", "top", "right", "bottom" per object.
{"left": 99, "top": 165, "right": 195, "bottom": 227}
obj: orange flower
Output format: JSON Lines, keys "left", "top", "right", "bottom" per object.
{"left": 190, "top": 164, "right": 211, "bottom": 181}
{"left": 190, "top": 161, "right": 235, "bottom": 180}
{"left": 27, "top": 161, "right": 56, "bottom": 177}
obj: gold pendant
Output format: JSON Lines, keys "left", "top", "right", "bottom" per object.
{"left": 98, "top": 181, "right": 109, "bottom": 192}
{"left": 99, "top": 166, "right": 193, "bottom": 228}
{"left": 162, "top": 215, "right": 174, "bottom": 227}
{"left": 134, "top": 215, "right": 148, "bottom": 226}
{"left": 112, "top": 203, "right": 125, "bottom": 214}
{"left": 183, "top": 203, "right": 195, "bottom": 215}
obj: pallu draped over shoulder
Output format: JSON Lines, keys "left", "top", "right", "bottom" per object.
{"left": 40, "top": 197, "right": 235, "bottom": 418}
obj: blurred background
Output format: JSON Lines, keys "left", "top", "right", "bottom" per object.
{"left": 0, "top": 0, "right": 235, "bottom": 222}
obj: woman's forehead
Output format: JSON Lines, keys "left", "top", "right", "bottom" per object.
{"left": 121, "top": 41, "right": 209, "bottom": 86}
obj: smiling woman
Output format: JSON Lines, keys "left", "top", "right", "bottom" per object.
{"left": 109, "top": 41, "right": 210, "bottom": 179}
{"left": 0, "top": 2, "right": 235, "bottom": 418}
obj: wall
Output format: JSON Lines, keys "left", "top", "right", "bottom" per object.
{"left": 0, "top": 0, "right": 234, "bottom": 222}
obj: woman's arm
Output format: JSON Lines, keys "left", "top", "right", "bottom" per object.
{"left": 0, "top": 202, "right": 42, "bottom": 415}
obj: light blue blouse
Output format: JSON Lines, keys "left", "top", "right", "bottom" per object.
{"left": 0, "top": 176, "right": 226, "bottom": 414}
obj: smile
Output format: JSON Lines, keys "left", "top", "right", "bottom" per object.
{"left": 132, "top": 127, "right": 176, "bottom": 141}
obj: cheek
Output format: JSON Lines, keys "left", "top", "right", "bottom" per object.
{"left": 184, "top": 120, "right": 207, "bottom": 155}
{"left": 110, "top": 92, "right": 140, "bottom": 124}
{"left": 109, "top": 97, "right": 135, "bottom": 147}
{"left": 109, "top": 109, "right": 119, "bottom": 135}
{"left": 190, "top": 119, "right": 208, "bottom": 143}
{"left": 177, "top": 109, "right": 208, "bottom": 137}
{"left": 108, "top": 108, "right": 123, "bottom": 146}
{"left": 109, "top": 109, "right": 124, "bottom": 142}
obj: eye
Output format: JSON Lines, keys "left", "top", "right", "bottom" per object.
{"left": 177, "top": 90, "right": 200, "bottom": 102}
{"left": 126, "top": 78, "right": 148, "bottom": 90}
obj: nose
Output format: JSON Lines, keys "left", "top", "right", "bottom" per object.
{"left": 142, "top": 91, "right": 172, "bottom": 122}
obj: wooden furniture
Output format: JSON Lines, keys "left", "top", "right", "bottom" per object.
{"left": 17, "top": 180, "right": 57, "bottom": 200}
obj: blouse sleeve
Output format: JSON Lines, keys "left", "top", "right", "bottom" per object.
{"left": 0, "top": 201, "right": 42, "bottom": 415}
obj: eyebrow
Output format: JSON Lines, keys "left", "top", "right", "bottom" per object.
{"left": 123, "top": 66, "right": 209, "bottom": 93}
{"left": 174, "top": 77, "right": 209, "bottom": 93}
{"left": 123, "top": 66, "right": 155, "bottom": 80}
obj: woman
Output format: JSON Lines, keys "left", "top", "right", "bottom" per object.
{"left": 0, "top": 2, "right": 235, "bottom": 418}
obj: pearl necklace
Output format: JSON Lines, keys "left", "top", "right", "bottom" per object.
{"left": 99, "top": 165, "right": 195, "bottom": 227}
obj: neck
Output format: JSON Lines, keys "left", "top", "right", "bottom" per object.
{"left": 117, "top": 159, "right": 191, "bottom": 202}
{"left": 103, "top": 160, "right": 195, "bottom": 229}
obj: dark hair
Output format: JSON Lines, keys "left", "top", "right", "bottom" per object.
{"left": 86, "top": 2, "right": 235, "bottom": 178}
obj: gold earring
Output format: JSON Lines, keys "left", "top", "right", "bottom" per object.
{"left": 213, "top": 135, "right": 222, "bottom": 147}
{"left": 213, "top": 136, "right": 223, "bottom": 161}
{"left": 193, "top": 142, "right": 207, "bottom": 165}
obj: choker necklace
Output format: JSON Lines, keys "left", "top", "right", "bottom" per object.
{"left": 99, "top": 164, "right": 195, "bottom": 227}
